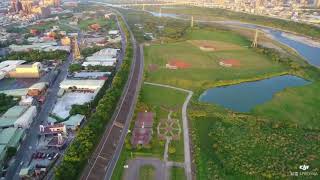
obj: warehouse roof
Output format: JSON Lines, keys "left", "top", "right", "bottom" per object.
{"left": 63, "top": 114, "right": 85, "bottom": 127}
{"left": 2, "top": 106, "right": 28, "bottom": 118}
{"left": 60, "top": 79, "right": 105, "bottom": 89}
{"left": 0, "top": 88, "right": 28, "bottom": 97}
{"left": 0, "top": 117, "right": 16, "bottom": 128}
{"left": 0, "top": 127, "right": 24, "bottom": 147}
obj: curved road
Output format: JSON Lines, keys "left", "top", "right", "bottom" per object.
{"left": 144, "top": 82, "right": 193, "bottom": 180}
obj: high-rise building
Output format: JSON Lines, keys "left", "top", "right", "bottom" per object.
{"left": 316, "top": 0, "right": 320, "bottom": 8}
{"left": 21, "top": 0, "right": 33, "bottom": 14}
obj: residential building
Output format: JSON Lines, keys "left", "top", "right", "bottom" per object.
{"left": 39, "top": 124, "right": 67, "bottom": 136}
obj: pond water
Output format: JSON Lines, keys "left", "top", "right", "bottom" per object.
{"left": 199, "top": 75, "right": 310, "bottom": 112}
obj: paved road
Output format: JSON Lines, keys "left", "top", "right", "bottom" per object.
{"left": 5, "top": 54, "right": 73, "bottom": 180}
{"left": 144, "top": 82, "right": 193, "bottom": 180}
{"left": 123, "top": 158, "right": 166, "bottom": 180}
{"left": 80, "top": 5, "right": 144, "bottom": 180}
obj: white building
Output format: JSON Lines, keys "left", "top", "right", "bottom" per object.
{"left": 59, "top": 79, "right": 105, "bottom": 91}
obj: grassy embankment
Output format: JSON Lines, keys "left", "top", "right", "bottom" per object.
{"left": 143, "top": 27, "right": 320, "bottom": 179}
{"left": 144, "top": 6, "right": 320, "bottom": 39}
{"left": 112, "top": 84, "right": 187, "bottom": 179}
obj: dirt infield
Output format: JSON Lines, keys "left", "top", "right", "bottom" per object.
{"left": 219, "top": 59, "right": 241, "bottom": 67}
{"left": 168, "top": 59, "right": 191, "bottom": 69}
{"left": 188, "top": 40, "right": 243, "bottom": 51}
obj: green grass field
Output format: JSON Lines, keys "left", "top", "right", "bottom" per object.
{"left": 170, "top": 167, "right": 186, "bottom": 180}
{"left": 144, "top": 29, "right": 287, "bottom": 91}
{"left": 78, "top": 18, "right": 109, "bottom": 30}
{"left": 143, "top": 25, "right": 320, "bottom": 179}
{"left": 139, "top": 165, "right": 155, "bottom": 180}
{"left": 253, "top": 82, "right": 320, "bottom": 129}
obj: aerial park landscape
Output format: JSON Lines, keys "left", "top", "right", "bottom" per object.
{"left": 0, "top": 0, "right": 319, "bottom": 180}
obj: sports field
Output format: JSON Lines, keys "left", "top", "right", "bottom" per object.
{"left": 144, "top": 29, "right": 288, "bottom": 90}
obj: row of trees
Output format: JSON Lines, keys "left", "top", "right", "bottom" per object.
{"left": 0, "top": 93, "right": 16, "bottom": 115}
{"left": 54, "top": 17, "right": 133, "bottom": 179}
{"left": 69, "top": 64, "right": 115, "bottom": 73}
{"left": 3, "top": 50, "right": 68, "bottom": 62}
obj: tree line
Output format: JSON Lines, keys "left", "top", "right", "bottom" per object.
{"left": 54, "top": 17, "right": 133, "bottom": 179}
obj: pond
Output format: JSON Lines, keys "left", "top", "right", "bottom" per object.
{"left": 199, "top": 75, "right": 310, "bottom": 112}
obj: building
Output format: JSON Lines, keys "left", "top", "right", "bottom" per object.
{"left": 108, "top": 30, "right": 119, "bottom": 36}
{"left": 61, "top": 36, "right": 71, "bottom": 46}
{"left": 0, "top": 105, "right": 37, "bottom": 129}
{"left": 83, "top": 48, "right": 119, "bottom": 67}
{"left": 62, "top": 114, "right": 85, "bottom": 130}
{"left": 72, "top": 72, "right": 111, "bottom": 80}
{"left": 39, "top": 124, "right": 67, "bottom": 136}
{"left": 9, "top": 62, "right": 42, "bottom": 78}
{"left": 0, "top": 145, "right": 6, "bottom": 169}
{"left": 0, "top": 127, "right": 25, "bottom": 149}
{"left": 59, "top": 79, "right": 105, "bottom": 91}
{"left": 131, "top": 112, "right": 154, "bottom": 147}
{"left": 0, "top": 60, "right": 26, "bottom": 80}
{"left": 27, "top": 82, "right": 48, "bottom": 96}
{"left": 47, "top": 134, "right": 66, "bottom": 149}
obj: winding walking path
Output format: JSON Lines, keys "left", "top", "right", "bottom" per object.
{"left": 144, "top": 82, "right": 193, "bottom": 180}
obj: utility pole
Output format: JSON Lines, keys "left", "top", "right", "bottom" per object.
{"left": 251, "top": 29, "right": 259, "bottom": 48}
{"left": 191, "top": 16, "right": 194, "bottom": 28}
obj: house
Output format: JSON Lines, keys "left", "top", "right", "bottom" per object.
{"left": 131, "top": 112, "right": 154, "bottom": 147}
{"left": 39, "top": 124, "right": 67, "bottom": 136}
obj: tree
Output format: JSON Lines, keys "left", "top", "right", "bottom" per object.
{"left": 69, "top": 64, "right": 83, "bottom": 73}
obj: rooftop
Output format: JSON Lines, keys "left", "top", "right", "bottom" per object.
{"left": 63, "top": 114, "right": 85, "bottom": 127}
{"left": 2, "top": 106, "right": 29, "bottom": 118}
{"left": 135, "top": 112, "right": 154, "bottom": 128}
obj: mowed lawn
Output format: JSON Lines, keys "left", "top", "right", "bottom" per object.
{"left": 144, "top": 29, "right": 287, "bottom": 90}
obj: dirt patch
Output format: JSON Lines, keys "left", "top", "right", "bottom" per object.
{"left": 148, "top": 64, "right": 159, "bottom": 72}
{"left": 167, "top": 59, "right": 191, "bottom": 69}
{"left": 219, "top": 59, "right": 241, "bottom": 67}
{"left": 188, "top": 40, "right": 243, "bottom": 51}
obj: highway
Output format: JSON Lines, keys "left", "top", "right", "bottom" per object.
{"left": 80, "top": 4, "right": 144, "bottom": 180}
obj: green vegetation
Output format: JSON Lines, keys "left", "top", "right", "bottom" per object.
{"left": 69, "top": 103, "right": 91, "bottom": 117}
{"left": 54, "top": 15, "right": 133, "bottom": 180}
{"left": 78, "top": 17, "right": 108, "bottom": 30}
{"left": 0, "top": 93, "right": 16, "bottom": 114}
{"left": 112, "top": 84, "right": 187, "bottom": 179}
{"left": 253, "top": 82, "right": 320, "bottom": 129}
{"left": 170, "top": 167, "right": 186, "bottom": 180}
{"left": 140, "top": 22, "right": 320, "bottom": 179}
{"left": 69, "top": 63, "right": 114, "bottom": 73}
{"left": 4, "top": 50, "right": 68, "bottom": 62}
{"left": 139, "top": 165, "right": 155, "bottom": 180}
{"left": 81, "top": 46, "right": 106, "bottom": 57}
{"left": 118, "top": 9, "right": 189, "bottom": 42}
{"left": 190, "top": 102, "right": 320, "bottom": 179}
{"left": 145, "top": 6, "right": 320, "bottom": 39}
{"left": 69, "top": 64, "right": 82, "bottom": 73}
{"left": 144, "top": 28, "right": 287, "bottom": 91}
